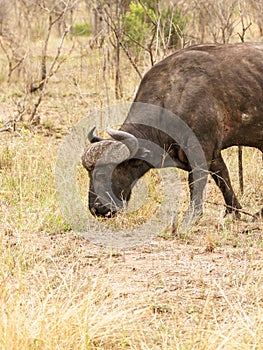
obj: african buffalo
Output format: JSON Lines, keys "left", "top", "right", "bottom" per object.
{"left": 82, "top": 43, "right": 263, "bottom": 224}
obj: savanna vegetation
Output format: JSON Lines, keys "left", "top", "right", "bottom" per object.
{"left": 0, "top": 0, "right": 262, "bottom": 348}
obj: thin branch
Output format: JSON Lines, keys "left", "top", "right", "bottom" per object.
{"left": 29, "top": 25, "right": 71, "bottom": 122}
{"left": 237, "top": 22, "right": 252, "bottom": 42}
{"left": 103, "top": 6, "right": 143, "bottom": 79}
{"left": 118, "top": 41, "right": 142, "bottom": 79}
{"left": 0, "top": 37, "right": 26, "bottom": 82}
{"left": 137, "top": 0, "right": 157, "bottom": 26}
{"left": 30, "top": 3, "right": 72, "bottom": 93}
{"left": 205, "top": 201, "right": 256, "bottom": 219}
{"left": 0, "top": 91, "right": 28, "bottom": 132}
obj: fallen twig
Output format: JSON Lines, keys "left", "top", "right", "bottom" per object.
{"left": 205, "top": 200, "right": 257, "bottom": 219}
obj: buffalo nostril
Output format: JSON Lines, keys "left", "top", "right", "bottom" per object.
{"left": 90, "top": 205, "right": 116, "bottom": 218}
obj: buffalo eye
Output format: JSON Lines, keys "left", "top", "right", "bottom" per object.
{"left": 93, "top": 169, "right": 106, "bottom": 182}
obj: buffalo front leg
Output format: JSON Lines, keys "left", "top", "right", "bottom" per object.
{"left": 184, "top": 168, "right": 208, "bottom": 227}
{"left": 210, "top": 154, "right": 242, "bottom": 218}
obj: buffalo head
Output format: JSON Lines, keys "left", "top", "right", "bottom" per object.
{"left": 82, "top": 127, "right": 151, "bottom": 217}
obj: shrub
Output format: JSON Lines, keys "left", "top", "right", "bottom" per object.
{"left": 160, "top": 7, "right": 188, "bottom": 49}
{"left": 72, "top": 22, "right": 92, "bottom": 36}
{"left": 122, "top": 1, "right": 188, "bottom": 54}
{"left": 122, "top": 2, "right": 154, "bottom": 51}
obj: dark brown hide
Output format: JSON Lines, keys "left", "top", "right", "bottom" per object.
{"left": 84, "top": 43, "right": 263, "bottom": 221}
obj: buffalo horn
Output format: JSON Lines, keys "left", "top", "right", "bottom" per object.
{"left": 88, "top": 126, "right": 103, "bottom": 143}
{"left": 107, "top": 127, "right": 139, "bottom": 158}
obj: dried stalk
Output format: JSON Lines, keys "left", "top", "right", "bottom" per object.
{"left": 29, "top": 25, "right": 71, "bottom": 123}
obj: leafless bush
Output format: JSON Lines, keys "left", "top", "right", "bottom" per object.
{"left": 190, "top": 0, "right": 239, "bottom": 43}
{"left": 0, "top": 34, "right": 26, "bottom": 82}
{"left": 0, "top": 0, "right": 78, "bottom": 131}
{"left": 1, "top": 0, "right": 262, "bottom": 132}
{"left": 250, "top": 0, "right": 263, "bottom": 36}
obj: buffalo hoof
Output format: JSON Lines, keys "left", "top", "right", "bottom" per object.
{"left": 181, "top": 208, "right": 203, "bottom": 233}
{"left": 224, "top": 207, "right": 241, "bottom": 220}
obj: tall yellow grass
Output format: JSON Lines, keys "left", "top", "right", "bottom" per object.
{"left": 0, "top": 11, "right": 262, "bottom": 348}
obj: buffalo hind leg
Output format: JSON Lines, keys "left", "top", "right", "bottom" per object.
{"left": 210, "top": 154, "right": 242, "bottom": 218}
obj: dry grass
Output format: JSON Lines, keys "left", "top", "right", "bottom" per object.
{"left": 1, "top": 99, "right": 262, "bottom": 350}
{"left": 0, "top": 29, "right": 263, "bottom": 350}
